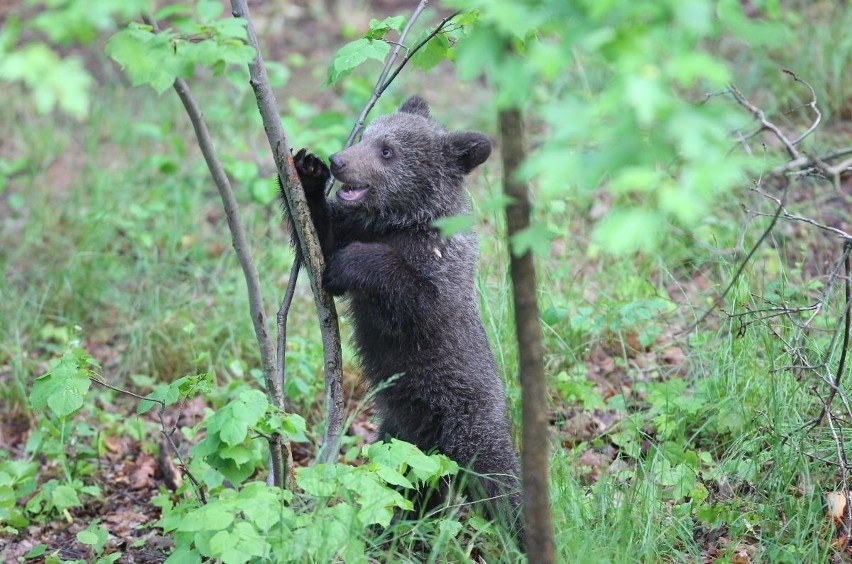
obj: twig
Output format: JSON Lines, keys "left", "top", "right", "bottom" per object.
{"left": 229, "top": 0, "right": 345, "bottom": 466}
{"left": 748, "top": 187, "right": 852, "bottom": 241}
{"left": 783, "top": 69, "right": 822, "bottom": 146}
{"left": 343, "top": 1, "right": 430, "bottom": 148}
{"left": 142, "top": 12, "right": 290, "bottom": 486}
{"left": 729, "top": 83, "right": 801, "bottom": 160}
{"left": 681, "top": 178, "right": 790, "bottom": 334}
{"left": 326, "top": 7, "right": 464, "bottom": 194}
{"left": 374, "top": 12, "right": 462, "bottom": 111}
{"left": 820, "top": 243, "right": 852, "bottom": 422}
{"left": 89, "top": 376, "right": 207, "bottom": 504}
{"left": 276, "top": 259, "right": 301, "bottom": 399}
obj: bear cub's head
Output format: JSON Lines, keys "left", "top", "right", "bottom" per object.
{"left": 329, "top": 96, "right": 491, "bottom": 226}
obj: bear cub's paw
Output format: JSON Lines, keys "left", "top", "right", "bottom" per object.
{"left": 293, "top": 148, "right": 330, "bottom": 197}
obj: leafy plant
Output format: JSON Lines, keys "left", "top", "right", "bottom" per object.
{"left": 154, "top": 440, "right": 458, "bottom": 563}
{"left": 76, "top": 520, "right": 121, "bottom": 563}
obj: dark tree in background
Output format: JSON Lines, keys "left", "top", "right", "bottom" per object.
{"left": 500, "top": 107, "right": 556, "bottom": 561}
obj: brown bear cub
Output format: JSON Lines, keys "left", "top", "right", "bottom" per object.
{"left": 285, "top": 96, "right": 523, "bottom": 544}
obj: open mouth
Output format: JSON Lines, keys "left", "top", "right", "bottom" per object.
{"left": 337, "top": 184, "right": 369, "bottom": 202}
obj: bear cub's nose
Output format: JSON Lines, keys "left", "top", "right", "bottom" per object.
{"left": 329, "top": 153, "right": 346, "bottom": 176}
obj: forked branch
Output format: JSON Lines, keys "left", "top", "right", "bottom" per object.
{"left": 142, "top": 12, "right": 293, "bottom": 487}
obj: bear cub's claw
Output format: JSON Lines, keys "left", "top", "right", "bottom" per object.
{"left": 294, "top": 148, "right": 330, "bottom": 197}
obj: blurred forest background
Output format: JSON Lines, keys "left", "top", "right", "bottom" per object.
{"left": 1, "top": 0, "right": 851, "bottom": 562}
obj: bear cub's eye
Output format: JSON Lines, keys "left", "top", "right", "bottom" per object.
{"left": 381, "top": 146, "right": 393, "bottom": 159}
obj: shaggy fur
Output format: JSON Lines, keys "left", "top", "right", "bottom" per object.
{"left": 285, "top": 96, "right": 523, "bottom": 543}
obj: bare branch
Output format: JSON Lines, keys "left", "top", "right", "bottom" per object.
{"left": 769, "top": 146, "right": 852, "bottom": 176}
{"left": 820, "top": 243, "right": 852, "bottom": 421}
{"left": 681, "top": 179, "right": 790, "bottom": 335}
{"left": 328, "top": 7, "right": 464, "bottom": 191}
{"left": 89, "top": 376, "right": 207, "bottom": 504}
{"left": 782, "top": 69, "right": 822, "bottom": 146}
{"left": 229, "top": 0, "right": 345, "bottom": 465}
{"left": 729, "top": 83, "right": 801, "bottom": 160}
{"left": 142, "top": 12, "right": 291, "bottom": 485}
{"left": 342, "top": 1, "right": 431, "bottom": 149}
{"left": 748, "top": 187, "right": 852, "bottom": 241}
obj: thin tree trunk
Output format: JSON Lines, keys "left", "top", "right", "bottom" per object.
{"left": 499, "top": 107, "right": 555, "bottom": 562}
{"left": 140, "top": 13, "right": 292, "bottom": 489}
{"left": 230, "top": 0, "right": 345, "bottom": 464}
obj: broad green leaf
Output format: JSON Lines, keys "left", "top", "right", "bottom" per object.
{"left": 106, "top": 26, "right": 182, "bottom": 94}
{"left": 375, "top": 466, "right": 413, "bottom": 489}
{"left": 365, "top": 16, "right": 406, "bottom": 40}
{"left": 138, "top": 383, "right": 178, "bottom": 415}
{"left": 411, "top": 31, "right": 450, "bottom": 71}
{"left": 30, "top": 351, "right": 92, "bottom": 417}
{"left": 250, "top": 179, "right": 277, "bottom": 206}
{"left": 165, "top": 547, "right": 202, "bottom": 564}
{"left": 76, "top": 529, "right": 99, "bottom": 545}
{"left": 623, "top": 73, "right": 670, "bottom": 125}
{"left": 673, "top": 0, "right": 714, "bottom": 35}
{"left": 439, "top": 519, "right": 463, "bottom": 537}
{"left": 592, "top": 209, "right": 662, "bottom": 255}
{"left": 197, "top": 0, "right": 224, "bottom": 22}
{"left": 209, "top": 530, "right": 233, "bottom": 557}
{"left": 717, "top": 0, "right": 789, "bottom": 47}
{"left": 325, "top": 38, "right": 390, "bottom": 85}
{"left": 208, "top": 389, "right": 268, "bottom": 446}
{"left": 509, "top": 223, "right": 553, "bottom": 257}
{"left": 666, "top": 52, "right": 730, "bottom": 87}
{"left": 154, "top": 4, "right": 192, "bottom": 20}
{"left": 431, "top": 214, "right": 473, "bottom": 238}
{"left": 297, "top": 464, "right": 344, "bottom": 497}
{"left": 176, "top": 502, "right": 234, "bottom": 531}
{"left": 219, "top": 444, "right": 252, "bottom": 465}
{"left": 0, "top": 44, "right": 92, "bottom": 119}
{"left": 51, "top": 485, "right": 81, "bottom": 510}
{"left": 610, "top": 167, "right": 667, "bottom": 194}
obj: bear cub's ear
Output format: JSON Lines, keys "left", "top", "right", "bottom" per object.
{"left": 399, "top": 95, "right": 431, "bottom": 119}
{"left": 445, "top": 131, "right": 492, "bottom": 174}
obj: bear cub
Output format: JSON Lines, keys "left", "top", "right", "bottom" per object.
{"left": 287, "top": 96, "right": 522, "bottom": 541}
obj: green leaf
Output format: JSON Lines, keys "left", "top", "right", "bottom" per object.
{"left": 0, "top": 44, "right": 92, "bottom": 119}
{"left": 106, "top": 25, "right": 182, "bottom": 94}
{"left": 509, "top": 223, "right": 553, "bottom": 257}
{"left": 51, "top": 485, "right": 81, "bottom": 511}
{"left": 365, "top": 16, "right": 406, "bottom": 40}
{"left": 666, "top": 52, "right": 730, "bottom": 87}
{"left": 176, "top": 502, "right": 235, "bottom": 532}
{"left": 219, "top": 444, "right": 252, "bottom": 465}
{"left": 30, "top": 350, "right": 92, "bottom": 417}
{"left": 76, "top": 531, "right": 96, "bottom": 546}
{"left": 208, "top": 389, "right": 268, "bottom": 446}
{"left": 24, "top": 544, "right": 47, "bottom": 559}
{"left": 375, "top": 466, "right": 413, "bottom": 489}
{"left": 164, "top": 547, "right": 202, "bottom": 564}
{"left": 250, "top": 179, "right": 277, "bottom": 206}
{"left": 411, "top": 32, "right": 450, "bottom": 71}
{"left": 325, "top": 38, "right": 390, "bottom": 85}
{"left": 431, "top": 214, "right": 473, "bottom": 238}
{"left": 592, "top": 209, "right": 662, "bottom": 255}
{"left": 197, "top": 0, "right": 224, "bottom": 22}
{"left": 439, "top": 518, "right": 463, "bottom": 537}
{"left": 209, "top": 529, "right": 233, "bottom": 556}
{"left": 623, "top": 73, "right": 670, "bottom": 125}
{"left": 297, "top": 464, "right": 345, "bottom": 497}
{"left": 717, "top": 0, "right": 789, "bottom": 47}
{"left": 154, "top": 4, "right": 192, "bottom": 20}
